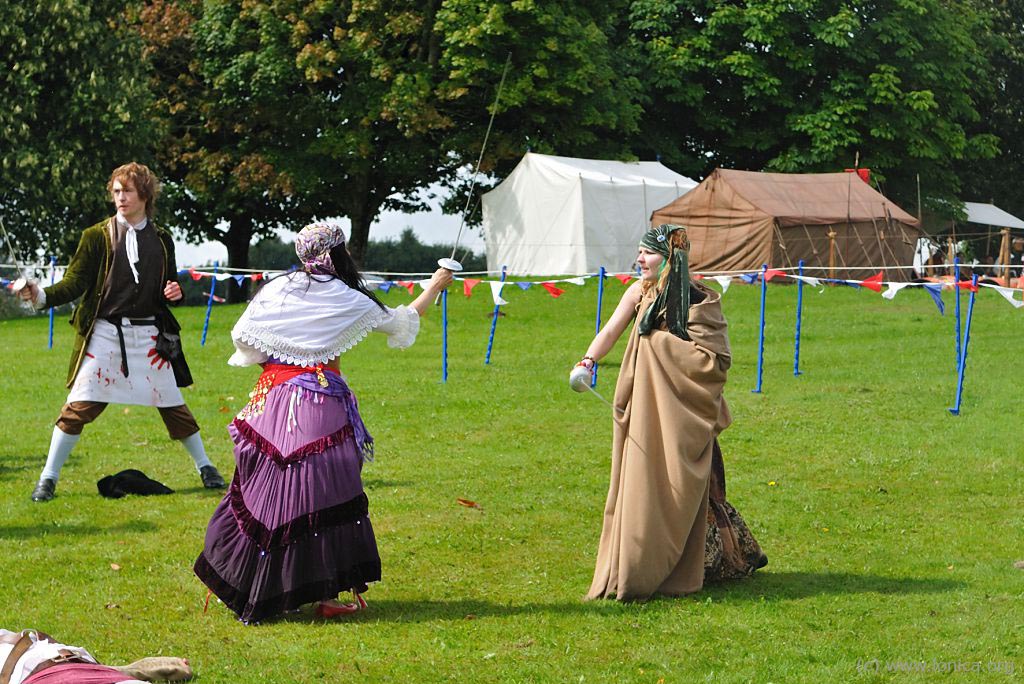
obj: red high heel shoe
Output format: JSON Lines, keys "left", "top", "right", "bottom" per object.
{"left": 314, "top": 592, "right": 367, "bottom": 618}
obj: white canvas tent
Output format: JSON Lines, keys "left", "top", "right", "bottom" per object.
{"left": 962, "top": 202, "right": 1024, "bottom": 229}
{"left": 482, "top": 153, "right": 697, "bottom": 275}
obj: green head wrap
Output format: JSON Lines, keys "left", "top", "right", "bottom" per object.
{"left": 637, "top": 224, "right": 691, "bottom": 340}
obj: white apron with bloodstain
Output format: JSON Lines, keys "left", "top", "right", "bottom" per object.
{"left": 67, "top": 319, "right": 184, "bottom": 406}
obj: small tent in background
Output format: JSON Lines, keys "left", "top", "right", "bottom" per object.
{"left": 962, "top": 202, "right": 1024, "bottom": 231}
{"left": 482, "top": 153, "right": 697, "bottom": 275}
{"left": 650, "top": 169, "right": 923, "bottom": 280}
{"left": 961, "top": 203, "right": 1024, "bottom": 281}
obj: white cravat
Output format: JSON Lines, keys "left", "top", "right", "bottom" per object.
{"left": 116, "top": 215, "right": 149, "bottom": 284}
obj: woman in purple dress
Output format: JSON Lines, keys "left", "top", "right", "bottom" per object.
{"left": 194, "top": 223, "right": 453, "bottom": 623}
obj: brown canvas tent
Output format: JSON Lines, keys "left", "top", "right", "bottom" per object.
{"left": 650, "top": 169, "right": 923, "bottom": 280}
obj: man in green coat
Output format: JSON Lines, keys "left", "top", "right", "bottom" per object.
{"left": 18, "top": 162, "right": 226, "bottom": 501}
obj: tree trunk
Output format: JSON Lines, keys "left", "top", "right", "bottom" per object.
{"left": 348, "top": 212, "right": 373, "bottom": 266}
{"left": 224, "top": 217, "right": 253, "bottom": 303}
{"left": 345, "top": 170, "right": 379, "bottom": 267}
{"left": 422, "top": 0, "right": 442, "bottom": 66}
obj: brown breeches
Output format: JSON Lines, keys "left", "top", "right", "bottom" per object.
{"left": 55, "top": 401, "right": 200, "bottom": 440}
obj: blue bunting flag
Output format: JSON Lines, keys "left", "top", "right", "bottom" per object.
{"left": 924, "top": 284, "right": 945, "bottom": 315}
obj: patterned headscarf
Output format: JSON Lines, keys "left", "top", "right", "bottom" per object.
{"left": 295, "top": 222, "right": 347, "bottom": 276}
{"left": 637, "top": 224, "right": 692, "bottom": 341}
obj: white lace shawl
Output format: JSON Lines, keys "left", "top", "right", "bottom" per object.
{"left": 228, "top": 273, "right": 420, "bottom": 367}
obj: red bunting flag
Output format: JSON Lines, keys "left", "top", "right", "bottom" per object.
{"left": 397, "top": 281, "right": 415, "bottom": 295}
{"left": 764, "top": 269, "right": 786, "bottom": 281}
{"left": 463, "top": 278, "right": 481, "bottom": 297}
{"left": 251, "top": 273, "right": 263, "bottom": 282}
{"left": 614, "top": 273, "right": 633, "bottom": 285}
{"left": 956, "top": 280, "right": 979, "bottom": 292}
{"left": 540, "top": 282, "right": 565, "bottom": 298}
{"left": 189, "top": 267, "right": 202, "bottom": 281}
{"left": 844, "top": 168, "right": 870, "bottom": 183}
{"left": 859, "top": 271, "right": 884, "bottom": 292}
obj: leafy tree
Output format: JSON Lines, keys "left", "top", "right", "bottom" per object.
{"left": 140, "top": 0, "right": 644, "bottom": 272}
{"left": 431, "top": 0, "right": 644, "bottom": 211}
{"left": 363, "top": 227, "right": 485, "bottom": 273}
{"left": 0, "top": 0, "right": 156, "bottom": 260}
{"left": 623, "top": 0, "right": 999, "bottom": 208}
{"left": 135, "top": 0, "right": 304, "bottom": 302}
{"left": 250, "top": 236, "right": 299, "bottom": 271}
{"left": 960, "top": 0, "right": 1024, "bottom": 222}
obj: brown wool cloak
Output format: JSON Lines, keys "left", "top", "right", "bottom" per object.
{"left": 587, "top": 283, "right": 732, "bottom": 601}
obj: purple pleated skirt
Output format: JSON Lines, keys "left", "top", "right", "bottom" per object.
{"left": 194, "top": 371, "right": 380, "bottom": 623}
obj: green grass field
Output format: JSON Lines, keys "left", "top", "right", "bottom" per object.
{"left": 1, "top": 280, "right": 1021, "bottom": 682}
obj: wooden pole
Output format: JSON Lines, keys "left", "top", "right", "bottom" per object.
{"left": 828, "top": 229, "right": 837, "bottom": 280}
{"left": 999, "top": 228, "right": 1011, "bottom": 283}
{"left": 916, "top": 174, "right": 922, "bottom": 223}
{"left": 985, "top": 197, "right": 994, "bottom": 267}
{"left": 1011, "top": 235, "right": 1019, "bottom": 288}
{"left": 926, "top": 235, "right": 935, "bottom": 278}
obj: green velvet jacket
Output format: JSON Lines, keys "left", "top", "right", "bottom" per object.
{"left": 45, "top": 217, "right": 182, "bottom": 387}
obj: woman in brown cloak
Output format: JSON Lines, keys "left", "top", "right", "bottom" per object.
{"left": 575, "top": 224, "right": 766, "bottom": 601}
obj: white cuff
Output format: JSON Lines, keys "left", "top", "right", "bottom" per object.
{"left": 33, "top": 284, "right": 47, "bottom": 309}
{"left": 377, "top": 305, "right": 420, "bottom": 349}
{"left": 228, "top": 344, "right": 269, "bottom": 367}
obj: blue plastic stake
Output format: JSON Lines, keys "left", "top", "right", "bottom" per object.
{"left": 442, "top": 288, "right": 449, "bottom": 382}
{"left": 949, "top": 274, "right": 978, "bottom": 415}
{"left": 953, "top": 257, "right": 961, "bottom": 370}
{"left": 752, "top": 264, "right": 768, "bottom": 394}
{"left": 592, "top": 266, "right": 606, "bottom": 387}
{"left": 793, "top": 259, "right": 804, "bottom": 376}
{"left": 201, "top": 261, "right": 218, "bottom": 346}
{"left": 484, "top": 265, "right": 507, "bottom": 365}
{"left": 47, "top": 255, "right": 56, "bottom": 349}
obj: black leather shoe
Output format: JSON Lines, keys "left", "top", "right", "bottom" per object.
{"left": 31, "top": 478, "right": 56, "bottom": 502}
{"left": 199, "top": 465, "right": 226, "bottom": 489}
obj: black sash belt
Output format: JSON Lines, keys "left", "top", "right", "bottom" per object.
{"left": 104, "top": 317, "right": 156, "bottom": 378}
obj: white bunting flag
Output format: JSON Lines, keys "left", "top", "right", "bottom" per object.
{"left": 489, "top": 281, "right": 508, "bottom": 306}
{"left": 791, "top": 274, "right": 823, "bottom": 287}
{"left": 215, "top": 272, "right": 233, "bottom": 281}
{"left": 712, "top": 275, "right": 732, "bottom": 293}
{"left": 990, "top": 285, "right": 1024, "bottom": 309}
{"left": 566, "top": 277, "right": 586, "bottom": 286}
{"left": 882, "top": 282, "right": 911, "bottom": 300}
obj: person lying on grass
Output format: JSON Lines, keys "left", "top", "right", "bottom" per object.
{"left": 1, "top": 629, "right": 192, "bottom": 684}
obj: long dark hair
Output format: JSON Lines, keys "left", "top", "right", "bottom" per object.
{"left": 327, "top": 244, "right": 386, "bottom": 310}
{"left": 254, "top": 244, "right": 387, "bottom": 310}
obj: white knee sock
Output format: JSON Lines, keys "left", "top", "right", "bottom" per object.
{"left": 179, "top": 432, "right": 213, "bottom": 471}
{"left": 40, "top": 428, "right": 80, "bottom": 482}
